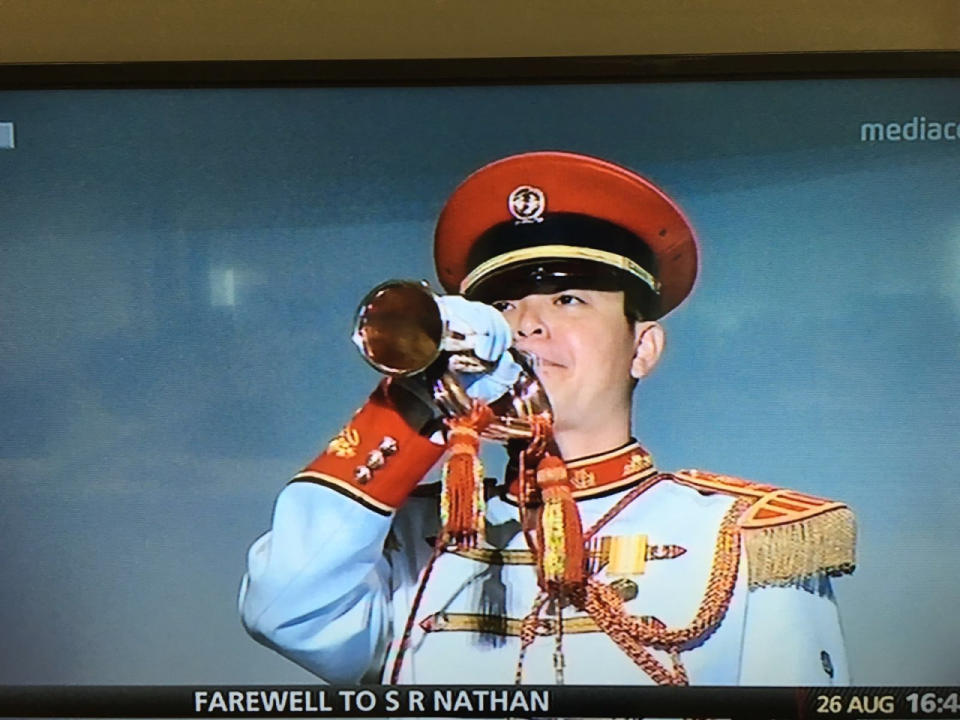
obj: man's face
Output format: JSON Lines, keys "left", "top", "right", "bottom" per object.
{"left": 491, "top": 289, "right": 657, "bottom": 435}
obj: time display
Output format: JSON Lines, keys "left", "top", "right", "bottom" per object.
{"left": 907, "top": 692, "right": 960, "bottom": 715}
{"left": 815, "top": 690, "right": 960, "bottom": 717}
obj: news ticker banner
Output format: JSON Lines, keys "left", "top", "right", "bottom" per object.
{"left": 1, "top": 686, "right": 959, "bottom": 719}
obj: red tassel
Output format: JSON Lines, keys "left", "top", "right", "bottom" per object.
{"left": 440, "top": 403, "right": 493, "bottom": 549}
{"left": 517, "top": 413, "right": 552, "bottom": 554}
{"left": 535, "top": 454, "right": 585, "bottom": 594}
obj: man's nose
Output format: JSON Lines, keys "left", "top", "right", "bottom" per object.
{"left": 513, "top": 306, "right": 547, "bottom": 339}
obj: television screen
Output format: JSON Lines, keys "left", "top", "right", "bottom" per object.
{"left": 1, "top": 56, "right": 958, "bottom": 717}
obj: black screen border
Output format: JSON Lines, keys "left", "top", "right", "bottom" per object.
{"left": 1, "top": 50, "right": 959, "bottom": 89}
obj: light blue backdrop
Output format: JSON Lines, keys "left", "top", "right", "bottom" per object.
{"left": 0, "top": 78, "right": 958, "bottom": 684}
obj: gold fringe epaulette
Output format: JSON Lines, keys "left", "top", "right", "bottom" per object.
{"left": 672, "top": 469, "right": 857, "bottom": 589}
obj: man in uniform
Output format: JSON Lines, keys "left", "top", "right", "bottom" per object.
{"left": 239, "top": 151, "right": 855, "bottom": 686}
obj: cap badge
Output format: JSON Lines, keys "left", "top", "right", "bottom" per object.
{"left": 508, "top": 185, "right": 546, "bottom": 224}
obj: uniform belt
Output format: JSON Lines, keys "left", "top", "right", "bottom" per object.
{"left": 420, "top": 612, "right": 664, "bottom": 636}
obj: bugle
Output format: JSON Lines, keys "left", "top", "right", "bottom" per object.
{"left": 352, "top": 280, "right": 551, "bottom": 441}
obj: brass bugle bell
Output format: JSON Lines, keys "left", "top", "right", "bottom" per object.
{"left": 352, "top": 280, "right": 552, "bottom": 441}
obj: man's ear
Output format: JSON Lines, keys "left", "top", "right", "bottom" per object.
{"left": 630, "top": 321, "right": 665, "bottom": 380}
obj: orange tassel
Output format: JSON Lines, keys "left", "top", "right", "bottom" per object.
{"left": 535, "top": 454, "right": 585, "bottom": 594}
{"left": 440, "top": 403, "right": 493, "bottom": 549}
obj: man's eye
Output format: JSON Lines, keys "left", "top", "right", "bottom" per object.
{"left": 491, "top": 300, "right": 514, "bottom": 312}
{"left": 555, "top": 294, "right": 584, "bottom": 306}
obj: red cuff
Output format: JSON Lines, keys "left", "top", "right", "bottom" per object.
{"left": 291, "top": 381, "right": 445, "bottom": 515}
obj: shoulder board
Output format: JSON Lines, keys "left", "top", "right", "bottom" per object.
{"left": 672, "top": 469, "right": 857, "bottom": 588}
{"left": 671, "top": 468, "right": 779, "bottom": 501}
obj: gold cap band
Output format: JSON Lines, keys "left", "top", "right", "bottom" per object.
{"left": 459, "top": 244, "right": 660, "bottom": 296}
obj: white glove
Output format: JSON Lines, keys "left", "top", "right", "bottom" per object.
{"left": 458, "top": 352, "right": 523, "bottom": 404}
{"left": 435, "top": 294, "right": 512, "bottom": 362}
{"left": 434, "top": 295, "right": 521, "bottom": 403}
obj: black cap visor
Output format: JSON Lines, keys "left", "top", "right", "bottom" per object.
{"left": 465, "top": 258, "right": 661, "bottom": 320}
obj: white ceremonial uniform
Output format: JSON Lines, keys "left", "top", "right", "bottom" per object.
{"left": 240, "top": 149, "right": 858, "bottom": 689}
{"left": 239, "top": 436, "right": 854, "bottom": 686}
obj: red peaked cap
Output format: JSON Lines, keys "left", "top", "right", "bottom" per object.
{"left": 434, "top": 151, "right": 698, "bottom": 319}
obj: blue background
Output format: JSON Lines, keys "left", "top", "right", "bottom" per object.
{"left": 0, "top": 78, "right": 958, "bottom": 684}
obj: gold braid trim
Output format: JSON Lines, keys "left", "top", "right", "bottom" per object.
{"left": 509, "top": 477, "right": 750, "bottom": 686}
{"left": 514, "top": 592, "right": 550, "bottom": 685}
{"left": 743, "top": 506, "right": 857, "bottom": 588}
{"left": 449, "top": 540, "right": 685, "bottom": 567}
{"left": 584, "top": 578, "right": 691, "bottom": 686}
{"left": 420, "top": 611, "right": 663, "bottom": 636}
{"left": 671, "top": 470, "right": 857, "bottom": 589}
{"left": 584, "top": 497, "right": 750, "bottom": 653}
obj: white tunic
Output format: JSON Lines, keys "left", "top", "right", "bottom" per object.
{"left": 239, "top": 442, "right": 852, "bottom": 686}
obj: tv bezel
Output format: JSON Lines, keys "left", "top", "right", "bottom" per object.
{"left": 0, "top": 51, "right": 958, "bottom": 90}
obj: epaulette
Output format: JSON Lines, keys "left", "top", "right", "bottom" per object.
{"left": 671, "top": 469, "right": 857, "bottom": 589}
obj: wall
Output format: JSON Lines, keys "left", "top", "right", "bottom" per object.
{"left": 1, "top": 0, "right": 958, "bottom": 64}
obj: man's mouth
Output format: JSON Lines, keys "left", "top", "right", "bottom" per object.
{"left": 525, "top": 352, "right": 565, "bottom": 370}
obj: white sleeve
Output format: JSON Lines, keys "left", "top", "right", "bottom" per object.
{"left": 238, "top": 482, "right": 394, "bottom": 683}
{"left": 738, "top": 577, "right": 850, "bottom": 685}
